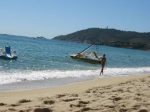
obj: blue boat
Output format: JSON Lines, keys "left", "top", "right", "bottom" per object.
{"left": 0, "top": 46, "right": 17, "bottom": 60}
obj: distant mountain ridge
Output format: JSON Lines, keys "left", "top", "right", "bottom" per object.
{"left": 53, "top": 28, "right": 150, "bottom": 50}
{"left": 0, "top": 34, "right": 32, "bottom": 39}
{"left": 0, "top": 34, "right": 47, "bottom": 40}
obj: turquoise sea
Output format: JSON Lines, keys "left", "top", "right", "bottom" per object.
{"left": 0, "top": 35, "right": 150, "bottom": 90}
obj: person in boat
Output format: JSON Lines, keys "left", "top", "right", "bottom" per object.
{"left": 93, "top": 51, "right": 99, "bottom": 59}
{"left": 100, "top": 54, "right": 106, "bottom": 75}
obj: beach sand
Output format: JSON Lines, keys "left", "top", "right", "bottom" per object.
{"left": 0, "top": 74, "right": 150, "bottom": 112}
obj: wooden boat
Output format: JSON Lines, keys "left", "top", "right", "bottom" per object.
{"left": 70, "top": 45, "right": 102, "bottom": 64}
{"left": 0, "top": 46, "right": 17, "bottom": 60}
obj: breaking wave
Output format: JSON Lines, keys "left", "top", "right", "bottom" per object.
{"left": 0, "top": 67, "right": 150, "bottom": 85}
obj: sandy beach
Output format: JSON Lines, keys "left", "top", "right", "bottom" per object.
{"left": 0, "top": 74, "right": 150, "bottom": 112}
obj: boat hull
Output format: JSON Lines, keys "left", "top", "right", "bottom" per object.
{"left": 70, "top": 55, "right": 101, "bottom": 64}
{"left": 0, "top": 55, "right": 17, "bottom": 60}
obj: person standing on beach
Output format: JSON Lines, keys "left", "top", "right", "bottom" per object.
{"left": 100, "top": 54, "right": 106, "bottom": 75}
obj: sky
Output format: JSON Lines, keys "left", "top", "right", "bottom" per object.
{"left": 0, "top": 0, "right": 150, "bottom": 38}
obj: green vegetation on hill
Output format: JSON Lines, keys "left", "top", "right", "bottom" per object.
{"left": 53, "top": 28, "right": 150, "bottom": 50}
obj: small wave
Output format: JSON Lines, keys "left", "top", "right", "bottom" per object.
{"left": 0, "top": 67, "right": 150, "bottom": 85}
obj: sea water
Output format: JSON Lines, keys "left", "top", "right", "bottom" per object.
{"left": 0, "top": 35, "right": 150, "bottom": 90}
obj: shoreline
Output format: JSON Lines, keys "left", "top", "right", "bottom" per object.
{"left": 0, "top": 75, "right": 97, "bottom": 91}
{"left": 0, "top": 74, "right": 150, "bottom": 111}
{"left": 0, "top": 69, "right": 150, "bottom": 91}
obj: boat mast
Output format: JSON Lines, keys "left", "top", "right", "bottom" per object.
{"left": 79, "top": 44, "right": 93, "bottom": 54}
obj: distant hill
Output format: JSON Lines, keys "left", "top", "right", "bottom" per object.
{"left": 0, "top": 34, "right": 32, "bottom": 39}
{"left": 35, "top": 36, "right": 47, "bottom": 40}
{"left": 53, "top": 28, "right": 150, "bottom": 50}
{"left": 0, "top": 34, "right": 47, "bottom": 40}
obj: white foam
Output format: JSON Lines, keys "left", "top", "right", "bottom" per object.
{"left": 0, "top": 67, "right": 150, "bottom": 85}
{"left": 105, "top": 67, "right": 150, "bottom": 76}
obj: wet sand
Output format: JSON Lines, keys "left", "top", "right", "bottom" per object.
{"left": 0, "top": 74, "right": 150, "bottom": 112}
